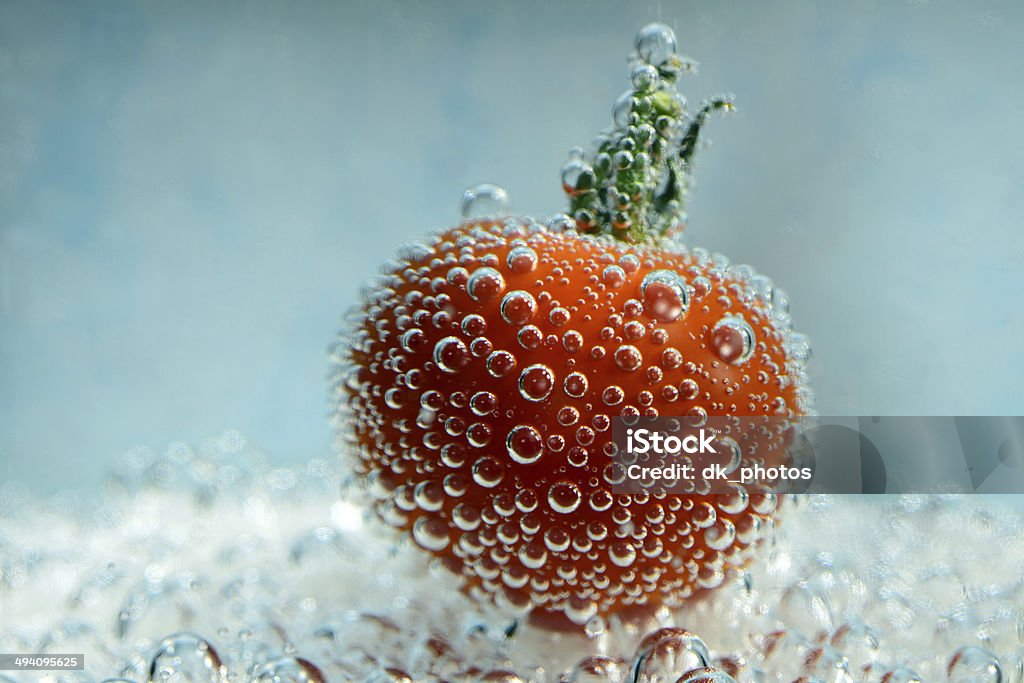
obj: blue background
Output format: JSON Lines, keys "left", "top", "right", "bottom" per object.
{"left": 2, "top": 1, "right": 1023, "bottom": 493}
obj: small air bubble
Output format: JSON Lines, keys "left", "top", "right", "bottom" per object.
{"left": 710, "top": 316, "right": 755, "bottom": 365}
{"left": 506, "top": 425, "right": 545, "bottom": 465}
{"left": 641, "top": 270, "right": 689, "bottom": 322}
{"left": 500, "top": 291, "right": 538, "bottom": 326}
{"left": 461, "top": 183, "right": 511, "bottom": 219}
{"left": 635, "top": 23, "right": 678, "bottom": 67}
{"left": 518, "top": 364, "right": 555, "bottom": 402}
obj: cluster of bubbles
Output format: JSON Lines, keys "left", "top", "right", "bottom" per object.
{"left": 332, "top": 213, "right": 815, "bottom": 624}
{"left": 558, "top": 23, "right": 734, "bottom": 242}
{"left": 2, "top": 434, "right": 1024, "bottom": 681}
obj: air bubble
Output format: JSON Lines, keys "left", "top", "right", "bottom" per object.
{"left": 452, "top": 503, "right": 481, "bottom": 531}
{"left": 432, "top": 337, "right": 469, "bottom": 374}
{"left": 562, "top": 330, "right": 584, "bottom": 354}
{"left": 500, "top": 291, "right": 538, "bottom": 326}
{"left": 517, "top": 325, "right": 543, "bottom": 349}
{"left": 561, "top": 160, "right": 597, "bottom": 195}
{"left": 466, "top": 422, "right": 493, "bottom": 448}
{"left": 947, "top": 647, "right": 1002, "bottom": 683}
{"left": 472, "top": 457, "right": 505, "bottom": 488}
{"left": 631, "top": 628, "right": 709, "bottom": 683}
{"left": 383, "top": 388, "right": 405, "bottom": 410}
{"left": 148, "top": 633, "right": 226, "bottom": 683}
{"left": 608, "top": 542, "right": 636, "bottom": 568}
{"left": 567, "top": 446, "right": 589, "bottom": 467}
{"left": 613, "top": 91, "right": 636, "bottom": 129}
{"left": 515, "top": 489, "right": 538, "bottom": 513}
{"left": 470, "top": 391, "right": 498, "bottom": 416}
{"left": 486, "top": 350, "right": 517, "bottom": 377}
{"left": 461, "top": 314, "right": 487, "bottom": 336}
{"left": 467, "top": 267, "right": 506, "bottom": 302}
{"left": 506, "top": 246, "right": 538, "bottom": 274}
{"left": 704, "top": 519, "right": 736, "bottom": 551}
{"left": 631, "top": 63, "right": 660, "bottom": 90}
{"left": 412, "top": 516, "right": 449, "bottom": 551}
{"left": 254, "top": 656, "right": 326, "bottom": 682}
{"left": 461, "top": 184, "right": 511, "bottom": 219}
{"left": 544, "top": 525, "right": 571, "bottom": 552}
{"left": 602, "top": 386, "right": 625, "bottom": 406}
{"left": 710, "top": 316, "right": 755, "bottom": 365}
{"left": 641, "top": 270, "right": 689, "bottom": 323}
{"left": 470, "top": 336, "right": 493, "bottom": 357}
{"left": 614, "top": 345, "right": 643, "bottom": 371}
{"left": 440, "top": 443, "right": 468, "bottom": 468}
{"left": 564, "top": 372, "right": 589, "bottom": 398}
{"left": 635, "top": 23, "right": 678, "bottom": 67}
{"left": 557, "top": 406, "right": 580, "bottom": 426}
{"left": 549, "top": 307, "right": 571, "bottom": 326}
{"left": 691, "top": 275, "right": 711, "bottom": 298}
{"left": 519, "top": 364, "right": 555, "bottom": 402}
{"left": 413, "top": 481, "right": 444, "bottom": 512}
{"left": 602, "top": 265, "right": 627, "bottom": 288}
{"left": 518, "top": 543, "right": 548, "bottom": 570}
{"left": 399, "top": 328, "right": 425, "bottom": 353}
{"left": 548, "top": 482, "right": 582, "bottom": 514}
{"left": 506, "top": 425, "right": 545, "bottom": 465}
{"left": 716, "top": 437, "right": 742, "bottom": 474}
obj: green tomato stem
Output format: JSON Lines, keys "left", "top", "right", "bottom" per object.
{"left": 561, "top": 24, "right": 734, "bottom": 244}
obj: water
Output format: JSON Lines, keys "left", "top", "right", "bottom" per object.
{"left": 1, "top": 432, "right": 1023, "bottom": 682}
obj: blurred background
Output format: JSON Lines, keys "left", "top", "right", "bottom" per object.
{"left": 2, "top": 0, "right": 1023, "bottom": 494}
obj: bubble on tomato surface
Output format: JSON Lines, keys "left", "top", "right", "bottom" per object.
{"left": 562, "top": 330, "right": 584, "bottom": 354}
{"left": 506, "top": 245, "right": 538, "bottom": 273}
{"left": 486, "top": 349, "right": 517, "bottom": 377}
{"left": 557, "top": 406, "right": 580, "bottom": 426}
{"left": 469, "top": 390, "right": 498, "bottom": 416}
{"left": 500, "top": 290, "right": 537, "bottom": 326}
{"left": 602, "top": 265, "right": 627, "bottom": 288}
{"left": 549, "top": 306, "right": 571, "bottom": 326}
{"left": 641, "top": 270, "right": 689, "bottom": 323}
{"left": 602, "top": 385, "right": 625, "bottom": 406}
{"left": 710, "top": 316, "right": 755, "bottom": 365}
{"left": 613, "top": 345, "right": 643, "bottom": 371}
{"left": 432, "top": 336, "right": 470, "bottom": 374}
{"left": 467, "top": 266, "right": 506, "bottom": 302}
{"left": 470, "top": 455, "right": 504, "bottom": 488}
{"left": 608, "top": 541, "right": 637, "bottom": 568}
{"left": 564, "top": 371, "right": 589, "bottom": 398}
{"left": 461, "top": 183, "right": 511, "bottom": 219}
{"left": 548, "top": 481, "right": 582, "bottom": 514}
{"left": 506, "top": 425, "right": 545, "bottom": 465}
{"left": 518, "top": 364, "right": 555, "bottom": 402}
{"left": 704, "top": 519, "right": 736, "bottom": 551}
